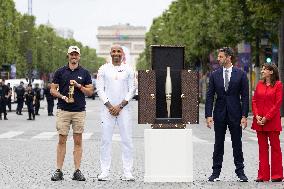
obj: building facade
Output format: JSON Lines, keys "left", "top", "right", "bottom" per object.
{"left": 96, "top": 23, "right": 146, "bottom": 70}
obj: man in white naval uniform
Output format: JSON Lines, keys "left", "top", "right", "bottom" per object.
{"left": 96, "top": 45, "right": 136, "bottom": 181}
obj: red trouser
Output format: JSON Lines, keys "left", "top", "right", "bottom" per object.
{"left": 257, "top": 131, "right": 283, "bottom": 181}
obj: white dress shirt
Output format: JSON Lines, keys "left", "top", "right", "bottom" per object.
{"left": 223, "top": 65, "right": 233, "bottom": 89}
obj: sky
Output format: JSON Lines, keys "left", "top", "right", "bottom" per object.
{"left": 13, "top": 0, "right": 174, "bottom": 49}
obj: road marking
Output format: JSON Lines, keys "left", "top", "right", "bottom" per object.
{"left": 225, "top": 137, "right": 232, "bottom": 142}
{"left": 32, "top": 132, "right": 57, "bottom": 139}
{"left": 192, "top": 135, "right": 208, "bottom": 143}
{"left": 112, "top": 134, "right": 121, "bottom": 142}
{"left": 67, "top": 132, "right": 93, "bottom": 141}
{"left": 83, "top": 133, "right": 93, "bottom": 140}
{"left": 248, "top": 136, "right": 258, "bottom": 142}
{"left": 0, "top": 131, "right": 24, "bottom": 139}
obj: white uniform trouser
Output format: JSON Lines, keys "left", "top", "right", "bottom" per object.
{"left": 100, "top": 107, "right": 133, "bottom": 173}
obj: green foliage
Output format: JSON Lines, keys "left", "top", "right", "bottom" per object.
{"left": 136, "top": 0, "right": 283, "bottom": 72}
{"left": 0, "top": 1, "right": 101, "bottom": 80}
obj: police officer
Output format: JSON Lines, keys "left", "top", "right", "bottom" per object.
{"left": 6, "top": 83, "right": 12, "bottom": 112}
{"left": 33, "top": 83, "right": 41, "bottom": 115}
{"left": 15, "top": 81, "right": 25, "bottom": 115}
{"left": 25, "top": 84, "right": 35, "bottom": 120}
{"left": 44, "top": 83, "right": 54, "bottom": 116}
{"left": 0, "top": 79, "right": 9, "bottom": 120}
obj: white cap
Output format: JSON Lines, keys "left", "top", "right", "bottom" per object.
{"left": 67, "top": 46, "right": 80, "bottom": 54}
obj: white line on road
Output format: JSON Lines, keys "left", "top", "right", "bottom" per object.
{"left": 192, "top": 135, "right": 208, "bottom": 143}
{"left": 225, "top": 137, "right": 232, "bottom": 142}
{"left": 32, "top": 132, "right": 57, "bottom": 139}
{"left": 67, "top": 132, "right": 93, "bottom": 141}
{"left": 0, "top": 131, "right": 24, "bottom": 139}
{"left": 112, "top": 134, "right": 121, "bottom": 142}
{"left": 83, "top": 133, "right": 93, "bottom": 140}
{"left": 248, "top": 136, "right": 258, "bottom": 142}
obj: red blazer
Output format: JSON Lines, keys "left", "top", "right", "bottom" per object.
{"left": 252, "top": 80, "right": 283, "bottom": 131}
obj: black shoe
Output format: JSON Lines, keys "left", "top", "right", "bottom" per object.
{"left": 16, "top": 111, "right": 19, "bottom": 115}
{"left": 208, "top": 173, "right": 220, "bottom": 182}
{"left": 237, "top": 173, "right": 248, "bottom": 182}
{"left": 4, "top": 117, "right": 8, "bottom": 120}
{"left": 255, "top": 178, "right": 264, "bottom": 182}
{"left": 51, "top": 169, "right": 64, "bottom": 181}
{"left": 19, "top": 113, "right": 23, "bottom": 115}
{"left": 27, "top": 118, "right": 32, "bottom": 120}
{"left": 271, "top": 178, "right": 282, "bottom": 182}
{"left": 72, "top": 169, "right": 86, "bottom": 181}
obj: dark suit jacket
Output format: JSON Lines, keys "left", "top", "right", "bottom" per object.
{"left": 205, "top": 67, "right": 249, "bottom": 123}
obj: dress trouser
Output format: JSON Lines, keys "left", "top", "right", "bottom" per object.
{"left": 27, "top": 103, "right": 35, "bottom": 119}
{"left": 7, "top": 98, "right": 11, "bottom": 111}
{"left": 257, "top": 131, "right": 283, "bottom": 180}
{"left": 100, "top": 108, "right": 133, "bottom": 173}
{"left": 34, "top": 100, "right": 40, "bottom": 114}
{"left": 212, "top": 117, "right": 245, "bottom": 175}
{"left": 47, "top": 99, "right": 54, "bottom": 114}
{"left": 0, "top": 98, "right": 7, "bottom": 118}
{"left": 17, "top": 98, "right": 24, "bottom": 113}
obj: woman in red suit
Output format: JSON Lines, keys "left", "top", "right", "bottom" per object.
{"left": 252, "top": 63, "right": 283, "bottom": 182}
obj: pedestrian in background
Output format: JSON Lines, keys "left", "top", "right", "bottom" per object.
{"left": 252, "top": 63, "right": 283, "bottom": 182}
{"left": 50, "top": 45, "right": 93, "bottom": 181}
{"left": 96, "top": 44, "right": 136, "bottom": 181}
{"left": 44, "top": 82, "right": 54, "bottom": 116}
{"left": 0, "top": 79, "right": 9, "bottom": 120}
{"left": 33, "top": 83, "right": 41, "bottom": 115}
{"left": 25, "top": 84, "right": 35, "bottom": 120}
{"left": 15, "top": 81, "right": 25, "bottom": 115}
{"left": 6, "top": 83, "right": 12, "bottom": 112}
{"left": 205, "top": 47, "right": 249, "bottom": 182}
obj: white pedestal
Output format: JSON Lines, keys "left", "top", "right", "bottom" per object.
{"left": 144, "top": 129, "right": 193, "bottom": 182}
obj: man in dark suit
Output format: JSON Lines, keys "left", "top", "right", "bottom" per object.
{"left": 205, "top": 47, "right": 249, "bottom": 182}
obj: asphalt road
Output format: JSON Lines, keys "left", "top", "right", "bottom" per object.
{"left": 0, "top": 99, "right": 284, "bottom": 188}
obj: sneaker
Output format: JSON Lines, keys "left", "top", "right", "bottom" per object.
{"left": 51, "top": 169, "right": 63, "bottom": 181}
{"left": 72, "top": 169, "right": 86, "bottom": 181}
{"left": 208, "top": 173, "right": 220, "bottom": 182}
{"left": 121, "top": 172, "right": 135, "bottom": 181}
{"left": 254, "top": 178, "right": 264, "bottom": 182}
{"left": 237, "top": 173, "right": 248, "bottom": 182}
{"left": 97, "top": 171, "right": 110, "bottom": 181}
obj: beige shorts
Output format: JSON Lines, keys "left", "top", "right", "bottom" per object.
{"left": 56, "top": 109, "right": 86, "bottom": 135}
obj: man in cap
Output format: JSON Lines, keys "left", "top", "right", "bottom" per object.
{"left": 50, "top": 45, "right": 94, "bottom": 181}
